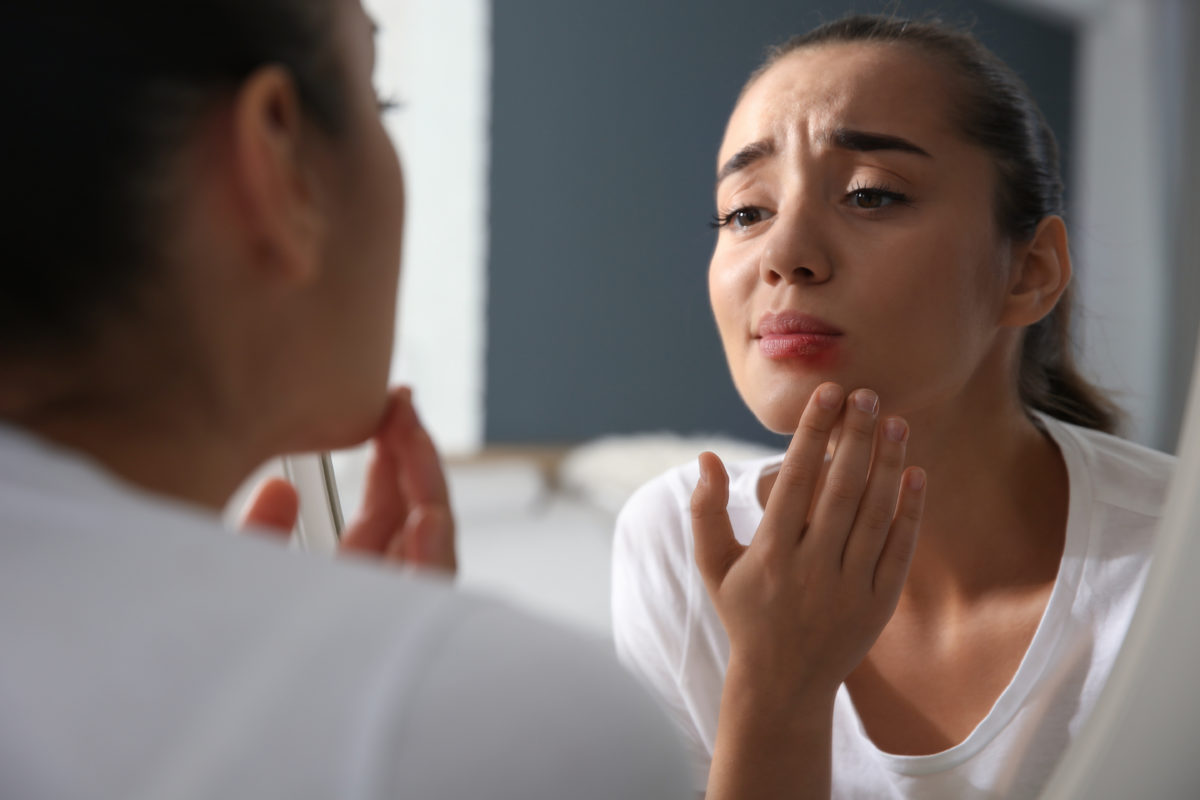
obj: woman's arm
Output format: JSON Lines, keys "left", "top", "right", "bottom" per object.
{"left": 691, "top": 383, "right": 926, "bottom": 799}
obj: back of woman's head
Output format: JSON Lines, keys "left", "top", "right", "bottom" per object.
{"left": 752, "top": 14, "right": 1121, "bottom": 434}
{"left": 2, "top": 1, "right": 344, "bottom": 362}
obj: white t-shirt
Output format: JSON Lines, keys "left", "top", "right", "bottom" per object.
{"left": 0, "top": 424, "right": 691, "bottom": 800}
{"left": 612, "top": 414, "right": 1175, "bottom": 798}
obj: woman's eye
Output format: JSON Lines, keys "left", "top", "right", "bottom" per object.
{"left": 711, "top": 207, "right": 770, "bottom": 230}
{"left": 846, "top": 188, "right": 908, "bottom": 210}
{"left": 732, "top": 208, "right": 762, "bottom": 227}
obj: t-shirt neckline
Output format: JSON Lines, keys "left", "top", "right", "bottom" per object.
{"left": 842, "top": 413, "right": 1092, "bottom": 774}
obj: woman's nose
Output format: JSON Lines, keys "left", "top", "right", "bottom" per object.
{"left": 758, "top": 211, "right": 832, "bottom": 285}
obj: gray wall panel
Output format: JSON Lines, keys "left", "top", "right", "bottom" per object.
{"left": 486, "top": 0, "right": 1076, "bottom": 445}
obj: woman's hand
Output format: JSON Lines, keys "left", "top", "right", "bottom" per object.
{"left": 240, "top": 387, "right": 457, "bottom": 575}
{"left": 338, "top": 387, "right": 456, "bottom": 573}
{"left": 693, "top": 382, "right": 925, "bottom": 799}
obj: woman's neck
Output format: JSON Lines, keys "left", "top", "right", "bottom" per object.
{"left": 894, "top": 382, "right": 1069, "bottom": 611}
{"left": 754, "top": 374, "right": 1070, "bottom": 612}
{"left": 3, "top": 343, "right": 266, "bottom": 512}
{"left": 21, "top": 398, "right": 258, "bottom": 512}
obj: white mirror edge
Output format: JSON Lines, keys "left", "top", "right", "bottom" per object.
{"left": 1042, "top": 325, "right": 1200, "bottom": 797}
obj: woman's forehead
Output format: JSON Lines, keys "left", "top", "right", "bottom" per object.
{"left": 720, "top": 42, "right": 958, "bottom": 161}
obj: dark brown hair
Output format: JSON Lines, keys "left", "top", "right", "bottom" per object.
{"left": 752, "top": 14, "right": 1121, "bottom": 433}
{"left": 2, "top": 0, "right": 345, "bottom": 360}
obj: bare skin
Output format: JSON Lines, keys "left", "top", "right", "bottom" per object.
{"left": 243, "top": 387, "right": 457, "bottom": 573}
{"left": 751, "top": 380, "right": 1066, "bottom": 756}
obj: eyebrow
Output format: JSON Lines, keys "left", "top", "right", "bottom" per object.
{"left": 716, "top": 140, "right": 776, "bottom": 187}
{"left": 715, "top": 128, "right": 931, "bottom": 188}
{"left": 831, "top": 128, "right": 931, "bottom": 157}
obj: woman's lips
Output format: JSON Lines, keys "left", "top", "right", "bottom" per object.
{"left": 755, "top": 312, "right": 843, "bottom": 362}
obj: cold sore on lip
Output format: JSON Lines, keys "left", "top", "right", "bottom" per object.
{"left": 755, "top": 311, "right": 844, "bottom": 363}
{"left": 757, "top": 331, "right": 842, "bottom": 361}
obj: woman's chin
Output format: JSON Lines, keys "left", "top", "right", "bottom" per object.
{"left": 743, "top": 379, "right": 827, "bottom": 435}
{"left": 286, "top": 391, "right": 390, "bottom": 454}
{"left": 750, "top": 399, "right": 810, "bottom": 436}
{"left": 334, "top": 395, "right": 391, "bottom": 448}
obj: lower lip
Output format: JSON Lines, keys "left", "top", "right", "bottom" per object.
{"left": 757, "top": 333, "right": 842, "bottom": 363}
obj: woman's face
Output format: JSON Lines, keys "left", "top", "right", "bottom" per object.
{"left": 307, "top": 0, "right": 406, "bottom": 442}
{"left": 709, "top": 43, "right": 1012, "bottom": 433}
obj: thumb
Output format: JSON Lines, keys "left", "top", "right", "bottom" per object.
{"left": 239, "top": 477, "right": 300, "bottom": 539}
{"left": 690, "top": 452, "right": 743, "bottom": 589}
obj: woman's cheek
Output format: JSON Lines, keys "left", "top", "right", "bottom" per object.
{"left": 709, "top": 248, "right": 755, "bottom": 306}
{"left": 708, "top": 265, "right": 746, "bottom": 356}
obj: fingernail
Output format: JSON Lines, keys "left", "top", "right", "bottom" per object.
{"left": 908, "top": 469, "right": 926, "bottom": 490}
{"left": 884, "top": 418, "right": 907, "bottom": 442}
{"left": 818, "top": 384, "right": 844, "bottom": 409}
{"left": 854, "top": 390, "right": 879, "bottom": 415}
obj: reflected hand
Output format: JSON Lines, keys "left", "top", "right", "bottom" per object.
{"left": 239, "top": 387, "right": 457, "bottom": 575}
{"left": 691, "top": 382, "right": 925, "bottom": 701}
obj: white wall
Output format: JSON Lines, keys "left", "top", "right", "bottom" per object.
{"left": 367, "top": 0, "right": 491, "bottom": 456}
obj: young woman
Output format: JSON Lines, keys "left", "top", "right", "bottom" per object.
{"left": 612, "top": 14, "right": 1176, "bottom": 799}
{"left": 0, "top": 2, "right": 690, "bottom": 797}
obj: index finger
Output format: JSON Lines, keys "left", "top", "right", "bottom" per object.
{"left": 759, "top": 382, "right": 845, "bottom": 551}
{"left": 384, "top": 388, "right": 450, "bottom": 509}
{"left": 341, "top": 387, "right": 450, "bottom": 554}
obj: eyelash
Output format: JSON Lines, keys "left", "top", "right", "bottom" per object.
{"left": 710, "top": 183, "right": 912, "bottom": 229}
{"left": 845, "top": 181, "right": 911, "bottom": 209}
{"left": 710, "top": 208, "right": 756, "bottom": 229}
{"left": 375, "top": 93, "right": 403, "bottom": 114}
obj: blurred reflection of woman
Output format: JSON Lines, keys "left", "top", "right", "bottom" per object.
{"left": 612, "top": 15, "right": 1176, "bottom": 800}
{"left": 0, "top": 2, "right": 689, "bottom": 798}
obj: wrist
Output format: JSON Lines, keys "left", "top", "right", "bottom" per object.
{"left": 722, "top": 655, "right": 838, "bottom": 734}
{"left": 708, "top": 656, "right": 836, "bottom": 800}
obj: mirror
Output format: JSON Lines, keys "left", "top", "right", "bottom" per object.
{"left": 298, "top": 0, "right": 1192, "bottom": 636}
{"left": 223, "top": 0, "right": 1196, "bottom": 791}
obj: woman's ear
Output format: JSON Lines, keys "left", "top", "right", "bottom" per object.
{"left": 226, "top": 65, "right": 328, "bottom": 285}
{"left": 999, "top": 214, "right": 1072, "bottom": 328}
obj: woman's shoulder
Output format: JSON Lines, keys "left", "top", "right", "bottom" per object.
{"left": 1044, "top": 415, "right": 1176, "bottom": 520}
{"left": 2, "top": 468, "right": 693, "bottom": 799}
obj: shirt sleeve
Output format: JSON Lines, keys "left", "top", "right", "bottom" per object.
{"left": 611, "top": 470, "right": 713, "bottom": 789}
{"left": 368, "top": 599, "right": 694, "bottom": 800}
